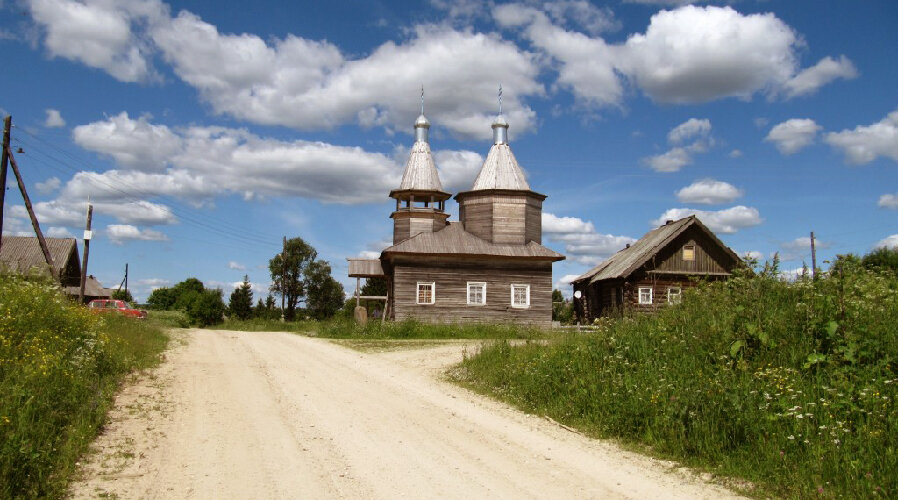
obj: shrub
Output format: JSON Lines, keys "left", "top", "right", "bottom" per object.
{"left": 187, "top": 289, "right": 225, "bottom": 327}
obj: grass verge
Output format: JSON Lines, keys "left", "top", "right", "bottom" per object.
{"left": 450, "top": 263, "right": 897, "bottom": 498}
{"left": 0, "top": 272, "right": 169, "bottom": 498}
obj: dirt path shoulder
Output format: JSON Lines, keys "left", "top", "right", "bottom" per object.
{"left": 69, "top": 329, "right": 740, "bottom": 499}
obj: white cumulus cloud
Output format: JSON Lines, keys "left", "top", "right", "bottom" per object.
{"left": 875, "top": 235, "right": 898, "bottom": 249}
{"left": 782, "top": 55, "right": 857, "bottom": 99}
{"left": 825, "top": 109, "right": 898, "bottom": 165}
{"left": 44, "top": 108, "right": 65, "bottom": 127}
{"left": 765, "top": 118, "right": 822, "bottom": 155}
{"left": 644, "top": 118, "right": 713, "bottom": 172}
{"left": 106, "top": 224, "right": 168, "bottom": 244}
{"left": 676, "top": 179, "right": 743, "bottom": 204}
{"left": 543, "top": 212, "right": 635, "bottom": 264}
{"left": 652, "top": 206, "right": 762, "bottom": 233}
{"left": 879, "top": 194, "right": 898, "bottom": 209}
{"left": 228, "top": 261, "right": 246, "bottom": 271}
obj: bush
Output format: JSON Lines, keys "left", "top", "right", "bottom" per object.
{"left": 187, "top": 289, "right": 225, "bottom": 327}
{"left": 0, "top": 272, "right": 168, "bottom": 497}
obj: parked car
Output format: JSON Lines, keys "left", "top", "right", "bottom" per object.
{"left": 87, "top": 299, "right": 148, "bottom": 319}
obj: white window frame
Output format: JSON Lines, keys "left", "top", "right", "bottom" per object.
{"left": 667, "top": 286, "right": 682, "bottom": 304}
{"left": 638, "top": 286, "right": 653, "bottom": 305}
{"left": 467, "top": 282, "right": 487, "bottom": 305}
{"left": 510, "top": 284, "right": 530, "bottom": 308}
{"left": 683, "top": 244, "right": 696, "bottom": 262}
{"left": 416, "top": 282, "right": 435, "bottom": 305}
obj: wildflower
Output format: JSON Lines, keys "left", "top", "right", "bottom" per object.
{"left": 787, "top": 435, "right": 795, "bottom": 440}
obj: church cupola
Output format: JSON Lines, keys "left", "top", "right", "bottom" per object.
{"left": 389, "top": 90, "right": 451, "bottom": 245}
{"left": 456, "top": 86, "right": 546, "bottom": 245}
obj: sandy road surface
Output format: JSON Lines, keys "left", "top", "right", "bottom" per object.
{"left": 70, "top": 329, "right": 740, "bottom": 499}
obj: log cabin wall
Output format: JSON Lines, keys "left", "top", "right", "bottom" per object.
{"left": 391, "top": 211, "right": 449, "bottom": 245}
{"left": 653, "top": 228, "right": 731, "bottom": 275}
{"left": 389, "top": 255, "right": 553, "bottom": 326}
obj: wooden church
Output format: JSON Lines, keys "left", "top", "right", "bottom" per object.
{"left": 349, "top": 102, "right": 564, "bottom": 326}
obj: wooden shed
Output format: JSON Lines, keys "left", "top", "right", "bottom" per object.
{"left": 0, "top": 236, "right": 81, "bottom": 287}
{"left": 350, "top": 107, "right": 564, "bottom": 327}
{"left": 571, "top": 216, "right": 742, "bottom": 321}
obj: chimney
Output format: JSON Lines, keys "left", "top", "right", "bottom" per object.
{"left": 665, "top": 219, "right": 674, "bottom": 225}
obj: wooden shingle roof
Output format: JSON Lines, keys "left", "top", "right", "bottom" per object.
{"left": 397, "top": 140, "right": 445, "bottom": 192}
{"left": 0, "top": 236, "right": 78, "bottom": 278}
{"left": 470, "top": 143, "right": 530, "bottom": 191}
{"left": 572, "top": 216, "right": 741, "bottom": 285}
{"left": 382, "top": 222, "right": 564, "bottom": 260}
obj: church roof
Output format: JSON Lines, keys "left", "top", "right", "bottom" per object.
{"left": 470, "top": 143, "right": 530, "bottom": 190}
{"left": 397, "top": 140, "right": 444, "bottom": 192}
{"left": 382, "top": 222, "right": 564, "bottom": 260}
{"left": 469, "top": 114, "right": 530, "bottom": 191}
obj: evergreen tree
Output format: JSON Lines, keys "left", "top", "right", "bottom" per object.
{"left": 228, "top": 275, "right": 254, "bottom": 320}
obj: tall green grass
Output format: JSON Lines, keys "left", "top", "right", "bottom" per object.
{"left": 452, "top": 263, "right": 897, "bottom": 497}
{"left": 315, "top": 318, "right": 546, "bottom": 339}
{"left": 0, "top": 272, "right": 169, "bottom": 498}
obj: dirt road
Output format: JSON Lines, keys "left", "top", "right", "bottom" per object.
{"left": 70, "top": 329, "right": 739, "bottom": 499}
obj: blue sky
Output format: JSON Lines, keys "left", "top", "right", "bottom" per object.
{"left": 1, "top": 0, "right": 896, "bottom": 302}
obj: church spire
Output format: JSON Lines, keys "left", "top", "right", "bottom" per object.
{"left": 414, "top": 85, "right": 430, "bottom": 143}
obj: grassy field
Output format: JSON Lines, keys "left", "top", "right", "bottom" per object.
{"left": 451, "top": 262, "right": 897, "bottom": 498}
{"left": 0, "top": 272, "right": 169, "bottom": 498}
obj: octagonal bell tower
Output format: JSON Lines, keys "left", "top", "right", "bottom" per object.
{"left": 389, "top": 99, "right": 450, "bottom": 245}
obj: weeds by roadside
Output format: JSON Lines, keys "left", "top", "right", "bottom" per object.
{"left": 0, "top": 272, "right": 169, "bottom": 498}
{"left": 451, "top": 261, "right": 897, "bottom": 498}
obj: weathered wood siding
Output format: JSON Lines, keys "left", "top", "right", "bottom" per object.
{"left": 391, "top": 211, "right": 448, "bottom": 245}
{"left": 458, "top": 192, "right": 543, "bottom": 245}
{"left": 525, "top": 198, "right": 542, "bottom": 244}
{"left": 653, "top": 228, "right": 732, "bottom": 275}
{"left": 389, "top": 256, "right": 553, "bottom": 326}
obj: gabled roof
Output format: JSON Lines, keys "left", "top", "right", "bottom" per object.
{"left": 572, "top": 216, "right": 741, "bottom": 285}
{"left": 0, "top": 236, "right": 79, "bottom": 279}
{"left": 396, "top": 140, "right": 445, "bottom": 192}
{"left": 382, "top": 222, "right": 564, "bottom": 260}
{"left": 64, "top": 276, "right": 112, "bottom": 298}
{"left": 470, "top": 143, "right": 530, "bottom": 191}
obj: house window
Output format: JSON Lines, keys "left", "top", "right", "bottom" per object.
{"left": 467, "top": 282, "right": 486, "bottom": 305}
{"left": 417, "top": 282, "right": 435, "bottom": 304}
{"left": 667, "top": 287, "right": 682, "bottom": 304}
{"left": 638, "top": 287, "right": 653, "bottom": 305}
{"left": 511, "top": 284, "right": 530, "bottom": 308}
{"left": 683, "top": 244, "right": 695, "bottom": 261}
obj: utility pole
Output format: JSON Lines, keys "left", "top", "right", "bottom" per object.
{"left": 7, "top": 146, "right": 54, "bottom": 271}
{"left": 810, "top": 231, "right": 817, "bottom": 280}
{"left": 281, "top": 236, "right": 286, "bottom": 322}
{"left": 79, "top": 201, "right": 93, "bottom": 303}
{"left": 124, "top": 263, "right": 128, "bottom": 294}
{"left": 0, "top": 116, "right": 11, "bottom": 253}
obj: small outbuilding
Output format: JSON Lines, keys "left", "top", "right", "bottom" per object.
{"left": 571, "top": 216, "right": 742, "bottom": 321}
{"left": 0, "top": 236, "right": 112, "bottom": 302}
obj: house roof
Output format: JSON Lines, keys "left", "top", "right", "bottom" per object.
{"left": 64, "top": 276, "right": 112, "bottom": 298}
{"left": 0, "top": 236, "right": 78, "bottom": 278}
{"left": 382, "top": 222, "right": 564, "bottom": 261}
{"left": 572, "top": 216, "right": 741, "bottom": 285}
{"left": 347, "top": 258, "right": 385, "bottom": 278}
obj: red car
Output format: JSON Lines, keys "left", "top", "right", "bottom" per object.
{"left": 87, "top": 299, "right": 148, "bottom": 319}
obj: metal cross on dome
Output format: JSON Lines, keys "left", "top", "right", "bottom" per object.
{"left": 498, "top": 84, "right": 503, "bottom": 115}
{"left": 421, "top": 85, "right": 425, "bottom": 115}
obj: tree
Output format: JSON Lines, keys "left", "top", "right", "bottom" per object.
{"left": 111, "top": 288, "right": 134, "bottom": 303}
{"left": 147, "top": 287, "right": 175, "bottom": 310}
{"left": 304, "top": 260, "right": 345, "bottom": 320}
{"left": 228, "top": 275, "right": 254, "bottom": 320}
{"left": 187, "top": 289, "right": 225, "bottom": 327}
{"left": 862, "top": 246, "right": 898, "bottom": 273}
{"left": 269, "top": 237, "right": 316, "bottom": 321}
{"left": 551, "top": 289, "right": 573, "bottom": 324}
{"left": 173, "top": 278, "right": 205, "bottom": 311}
